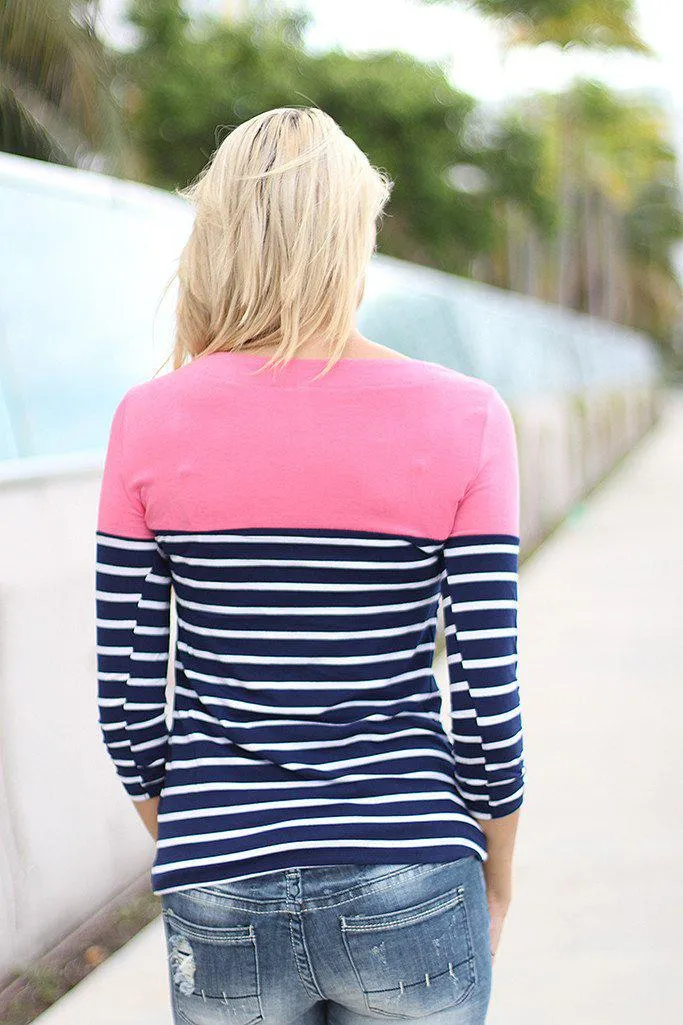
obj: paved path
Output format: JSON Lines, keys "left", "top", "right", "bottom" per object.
{"left": 35, "top": 394, "right": 683, "bottom": 1024}
{"left": 481, "top": 391, "right": 683, "bottom": 1024}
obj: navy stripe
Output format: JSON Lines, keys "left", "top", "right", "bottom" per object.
{"left": 441, "top": 532, "right": 525, "bottom": 816}
{"left": 95, "top": 527, "right": 525, "bottom": 894}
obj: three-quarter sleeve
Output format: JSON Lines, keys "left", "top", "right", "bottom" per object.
{"left": 439, "top": 385, "right": 525, "bottom": 820}
{"left": 95, "top": 394, "right": 172, "bottom": 801}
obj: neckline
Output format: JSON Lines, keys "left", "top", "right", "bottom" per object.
{"left": 204, "top": 351, "right": 412, "bottom": 364}
{"left": 195, "top": 350, "right": 421, "bottom": 387}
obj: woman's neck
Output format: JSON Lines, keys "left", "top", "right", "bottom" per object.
{"left": 242, "top": 329, "right": 410, "bottom": 361}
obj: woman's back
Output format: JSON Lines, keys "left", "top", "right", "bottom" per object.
{"left": 95, "top": 350, "right": 523, "bottom": 896}
{"left": 95, "top": 105, "right": 524, "bottom": 1023}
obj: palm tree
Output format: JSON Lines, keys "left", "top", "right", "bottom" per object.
{"left": 422, "top": 0, "right": 647, "bottom": 51}
{"left": 496, "top": 81, "right": 683, "bottom": 343}
{"left": 0, "top": 0, "right": 125, "bottom": 168}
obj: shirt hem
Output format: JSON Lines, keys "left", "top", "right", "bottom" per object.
{"left": 151, "top": 842, "right": 486, "bottom": 896}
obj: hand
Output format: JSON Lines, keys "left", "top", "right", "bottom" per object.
{"left": 479, "top": 808, "right": 520, "bottom": 961}
{"left": 486, "top": 888, "right": 510, "bottom": 960}
{"left": 133, "top": 796, "right": 160, "bottom": 841}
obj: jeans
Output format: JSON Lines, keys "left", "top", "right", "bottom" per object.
{"left": 160, "top": 854, "right": 492, "bottom": 1024}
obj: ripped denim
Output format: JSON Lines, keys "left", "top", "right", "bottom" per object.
{"left": 160, "top": 855, "right": 491, "bottom": 1024}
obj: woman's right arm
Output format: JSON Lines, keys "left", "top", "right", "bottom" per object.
{"left": 439, "top": 383, "right": 525, "bottom": 957}
{"left": 479, "top": 810, "right": 521, "bottom": 957}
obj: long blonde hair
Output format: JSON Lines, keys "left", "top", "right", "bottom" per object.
{"left": 172, "top": 106, "right": 393, "bottom": 378}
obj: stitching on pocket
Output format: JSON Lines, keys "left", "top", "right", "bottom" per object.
{"left": 339, "top": 883, "right": 478, "bottom": 1018}
{"left": 162, "top": 907, "right": 255, "bottom": 945}
{"left": 341, "top": 884, "right": 465, "bottom": 933}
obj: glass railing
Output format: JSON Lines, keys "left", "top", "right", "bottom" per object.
{"left": 0, "top": 153, "right": 663, "bottom": 465}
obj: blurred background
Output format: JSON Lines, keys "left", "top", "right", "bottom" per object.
{"left": 0, "top": 2, "right": 681, "bottom": 1024}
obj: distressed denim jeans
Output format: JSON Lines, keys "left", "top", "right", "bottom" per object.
{"left": 160, "top": 854, "right": 492, "bottom": 1024}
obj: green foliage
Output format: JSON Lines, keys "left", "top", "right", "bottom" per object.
{"left": 425, "top": 0, "right": 581, "bottom": 16}
{"left": 557, "top": 80, "right": 683, "bottom": 273}
{"left": 0, "top": 0, "right": 125, "bottom": 165}
{"left": 627, "top": 181, "right": 683, "bottom": 267}
{"left": 504, "top": 79, "right": 683, "bottom": 341}
{"left": 123, "top": 0, "right": 554, "bottom": 274}
{"left": 0, "top": 84, "right": 72, "bottom": 163}
{"left": 477, "top": 114, "right": 556, "bottom": 233}
{"left": 299, "top": 51, "right": 489, "bottom": 269}
{"left": 423, "top": 0, "right": 647, "bottom": 52}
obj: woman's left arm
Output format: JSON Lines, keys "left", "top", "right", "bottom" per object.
{"left": 95, "top": 391, "right": 172, "bottom": 826}
{"left": 134, "top": 796, "right": 160, "bottom": 841}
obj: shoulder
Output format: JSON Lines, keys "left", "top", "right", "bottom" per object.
{"left": 114, "top": 359, "right": 200, "bottom": 424}
{"left": 407, "top": 358, "right": 504, "bottom": 419}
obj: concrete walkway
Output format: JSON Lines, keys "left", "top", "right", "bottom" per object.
{"left": 35, "top": 393, "right": 683, "bottom": 1025}
{"left": 483, "top": 390, "right": 683, "bottom": 1024}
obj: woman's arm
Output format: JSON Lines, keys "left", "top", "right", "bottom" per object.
{"left": 134, "top": 796, "right": 160, "bottom": 842}
{"left": 440, "top": 384, "right": 525, "bottom": 957}
{"left": 95, "top": 392, "right": 172, "bottom": 817}
{"left": 480, "top": 809, "right": 521, "bottom": 957}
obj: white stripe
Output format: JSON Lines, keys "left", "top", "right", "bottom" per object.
{"left": 177, "top": 639, "right": 434, "bottom": 668}
{"left": 162, "top": 768, "right": 460, "bottom": 797}
{"left": 470, "top": 680, "right": 519, "bottom": 698}
{"left": 444, "top": 598, "right": 517, "bottom": 613}
{"left": 169, "top": 554, "right": 438, "bottom": 570}
{"left": 462, "top": 653, "right": 517, "bottom": 669}
{"left": 97, "top": 562, "right": 150, "bottom": 577}
{"left": 482, "top": 728, "right": 523, "bottom": 750}
{"left": 169, "top": 721, "right": 442, "bottom": 753}
{"left": 457, "top": 627, "right": 517, "bottom": 641}
{"left": 446, "top": 571, "right": 517, "bottom": 585}
{"left": 131, "top": 735, "right": 167, "bottom": 753}
{"left": 174, "top": 594, "right": 437, "bottom": 617}
{"left": 152, "top": 836, "right": 486, "bottom": 879}
{"left": 125, "top": 678, "right": 169, "bottom": 688}
{"left": 490, "top": 785, "right": 525, "bottom": 807}
{"left": 159, "top": 790, "right": 465, "bottom": 823}
{"left": 125, "top": 713, "right": 166, "bottom": 730}
{"left": 157, "top": 532, "right": 438, "bottom": 549}
{"left": 178, "top": 660, "right": 433, "bottom": 694}
{"left": 173, "top": 684, "right": 438, "bottom": 716}
{"left": 172, "top": 571, "right": 440, "bottom": 593}
{"left": 477, "top": 707, "right": 520, "bottom": 727}
{"left": 487, "top": 755, "right": 524, "bottom": 771}
{"left": 96, "top": 535, "right": 156, "bottom": 550}
{"left": 173, "top": 676, "right": 432, "bottom": 709}
{"left": 444, "top": 543, "right": 518, "bottom": 556}
{"left": 156, "top": 812, "right": 478, "bottom": 850}
{"left": 175, "top": 614, "right": 436, "bottom": 643}
{"left": 166, "top": 746, "right": 454, "bottom": 773}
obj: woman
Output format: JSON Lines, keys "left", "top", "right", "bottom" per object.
{"left": 95, "top": 107, "right": 524, "bottom": 1025}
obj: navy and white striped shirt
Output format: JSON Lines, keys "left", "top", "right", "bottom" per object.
{"left": 95, "top": 352, "right": 524, "bottom": 895}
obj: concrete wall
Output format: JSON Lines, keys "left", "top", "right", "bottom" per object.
{"left": 0, "top": 465, "right": 154, "bottom": 983}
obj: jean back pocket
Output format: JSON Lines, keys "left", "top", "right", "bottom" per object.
{"left": 340, "top": 883, "right": 476, "bottom": 1019}
{"left": 162, "top": 905, "right": 263, "bottom": 1025}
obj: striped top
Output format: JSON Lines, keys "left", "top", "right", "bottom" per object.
{"left": 95, "top": 351, "right": 525, "bottom": 896}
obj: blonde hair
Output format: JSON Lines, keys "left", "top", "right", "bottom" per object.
{"left": 172, "top": 106, "right": 393, "bottom": 379}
